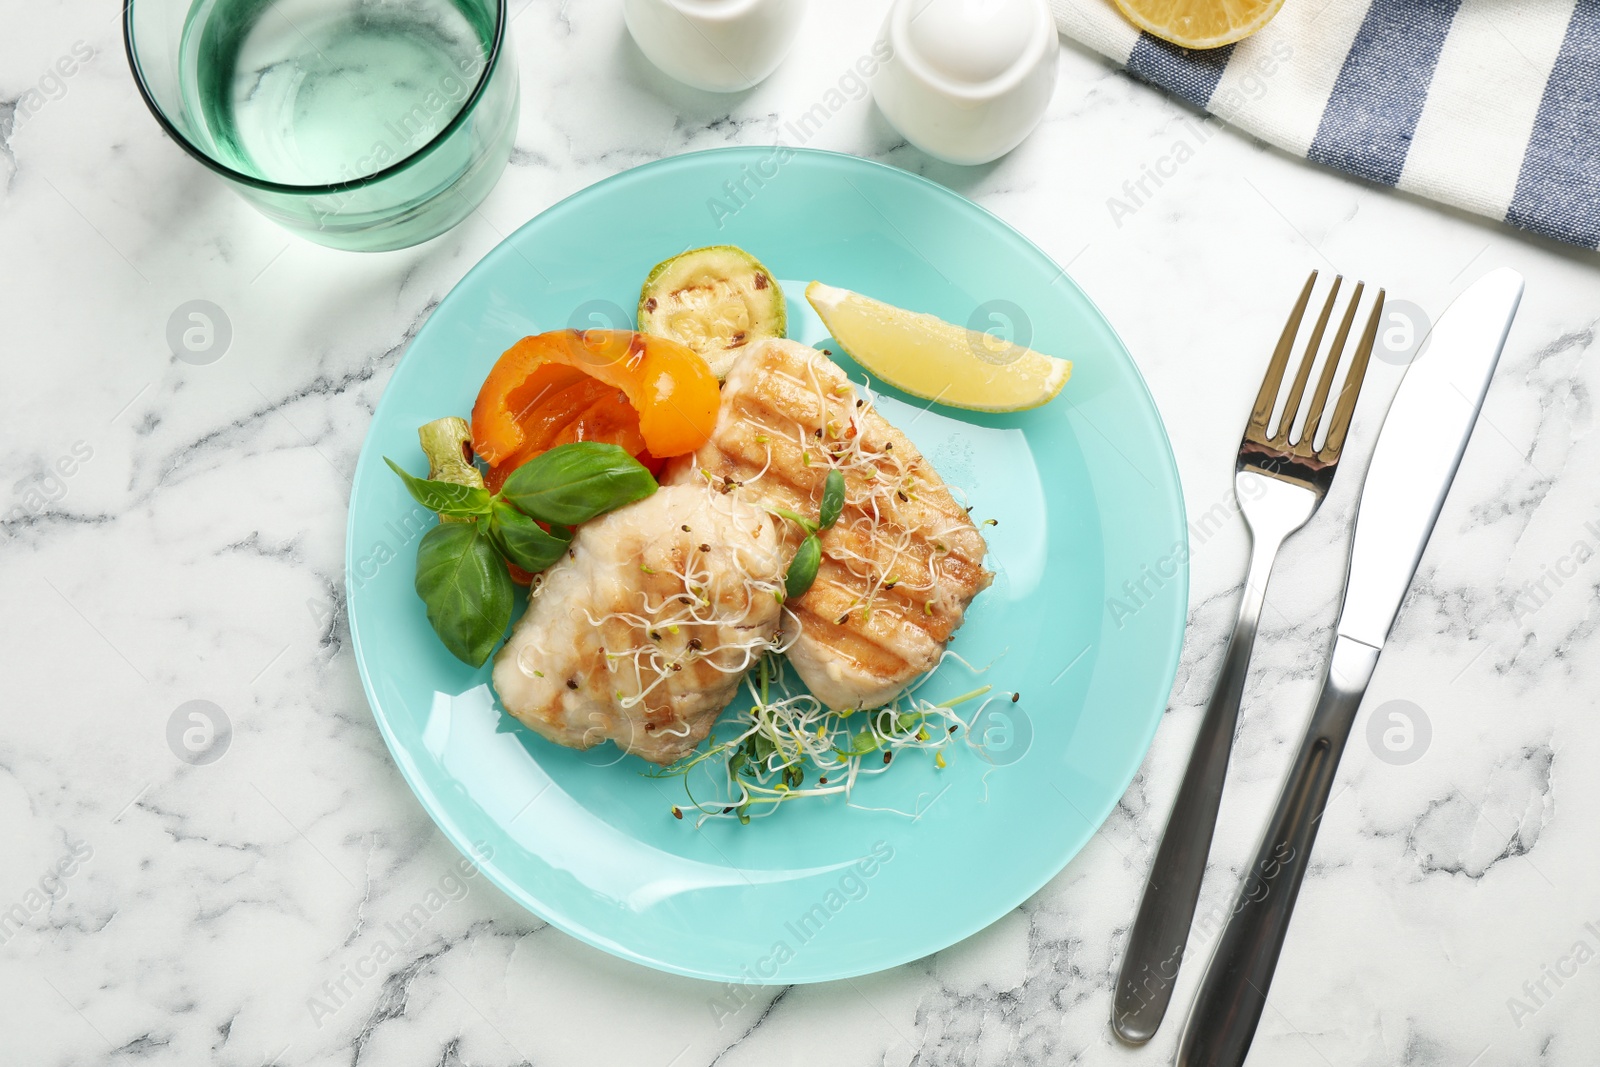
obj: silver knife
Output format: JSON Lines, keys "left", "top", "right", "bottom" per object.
{"left": 1176, "top": 267, "right": 1524, "bottom": 1067}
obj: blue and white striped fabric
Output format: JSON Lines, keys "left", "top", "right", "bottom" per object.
{"left": 1049, "top": 0, "right": 1600, "bottom": 248}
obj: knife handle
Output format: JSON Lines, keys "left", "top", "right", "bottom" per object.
{"left": 1177, "top": 635, "right": 1380, "bottom": 1067}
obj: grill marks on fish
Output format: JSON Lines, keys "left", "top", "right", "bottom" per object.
{"left": 668, "top": 338, "right": 991, "bottom": 710}
{"left": 491, "top": 485, "right": 785, "bottom": 765}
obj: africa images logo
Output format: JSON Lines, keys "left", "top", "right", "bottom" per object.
{"left": 707, "top": 840, "right": 894, "bottom": 1024}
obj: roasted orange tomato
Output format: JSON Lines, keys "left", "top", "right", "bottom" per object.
{"left": 472, "top": 330, "right": 719, "bottom": 490}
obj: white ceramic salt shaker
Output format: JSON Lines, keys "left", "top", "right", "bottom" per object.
{"left": 871, "top": 0, "right": 1058, "bottom": 165}
{"left": 624, "top": 0, "right": 807, "bottom": 93}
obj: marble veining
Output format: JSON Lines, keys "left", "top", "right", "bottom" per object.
{"left": 3, "top": 1, "right": 1599, "bottom": 1065}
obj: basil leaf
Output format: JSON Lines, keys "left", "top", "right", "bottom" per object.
{"left": 414, "top": 522, "right": 513, "bottom": 667}
{"left": 499, "top": 442, "right": 657, "bottom": 526}
{"left": 386, "top": 457, "right": 492, "bottom": 519}
{"left": 785, "top": 533, "right": 821, "bottom": 599}
{"left": 488, "top": 502, "right": 570, "bottom": 574}
{"left": 818, "top": 469, "right": 845, "bottom": 530}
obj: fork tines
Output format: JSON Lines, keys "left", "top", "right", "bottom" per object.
{"left": 1245, "top": 271, "right": 1385, "bottom": 473}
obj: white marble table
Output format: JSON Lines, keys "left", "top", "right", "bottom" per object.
{"left": 5, "top": 2, "right": 1598, "bottom": 1064}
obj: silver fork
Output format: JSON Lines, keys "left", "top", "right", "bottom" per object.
{"left": 1110, "top": 271, "right": 1385, "bottom": 1043}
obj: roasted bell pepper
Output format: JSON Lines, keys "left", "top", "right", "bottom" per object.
{"left": 472, "top": 330, "right": 719, "bottom": 488}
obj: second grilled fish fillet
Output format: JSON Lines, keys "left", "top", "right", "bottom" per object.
{"left": 667, "top": 338, "right": 992, "bottom": 710}
{"left": 491, "top": 484, "right": 785, "bottom": 765}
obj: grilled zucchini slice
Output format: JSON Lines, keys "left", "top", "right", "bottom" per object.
{"left": 638, "top": 245, "right": 786, "bottom": 378}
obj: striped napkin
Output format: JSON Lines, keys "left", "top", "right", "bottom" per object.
{"left": 1049, "top": 0, "right": 1600, "bottom": 249}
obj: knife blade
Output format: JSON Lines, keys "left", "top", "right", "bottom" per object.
{"left": 1338, "top": 266, "right": 1525, "bottom": 649}
{"left": 1176, "top": 267, "right": 1524, "bottom": 1067}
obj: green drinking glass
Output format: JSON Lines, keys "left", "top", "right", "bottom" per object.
{"left": 124, "top": 0, "right": 519, "bottom": 252}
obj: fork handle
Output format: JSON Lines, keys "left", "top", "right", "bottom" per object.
{"left": 1177, "top": 635, "right": 1380, "bottom": 1067}
{"left": 1110, "top": 523, "right": 1289, "bottom": 1043}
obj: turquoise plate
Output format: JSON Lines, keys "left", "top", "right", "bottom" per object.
{"left": 347, "top": 147, "right": 1187, "bottom": 983}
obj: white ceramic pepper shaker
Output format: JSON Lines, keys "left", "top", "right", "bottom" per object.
{"left": 871, "top": 0, "right": 1058, "bottom": 165}
{"left": 624, "top": 0, "right": 807, "bottom": 93}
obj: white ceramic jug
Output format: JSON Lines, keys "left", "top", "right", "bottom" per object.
{"left": 625, "top": 0, "right": 807, "bottom": 93}
{"left": 871, "top": 0, "right": 1059, "bottom": 165}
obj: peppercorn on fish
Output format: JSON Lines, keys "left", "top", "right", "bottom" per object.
{"left": 666, "top": 338, "right": 992, "bottom": 710}
{"left": 491, "top": 484, "right": 786, "bottom": 765}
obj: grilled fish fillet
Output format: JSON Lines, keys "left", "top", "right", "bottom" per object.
{"left": 667, "top": 338, "right": 991, "bottom": 710}
{"left": 491, "top": 484, "right": 785, "bottom": 765}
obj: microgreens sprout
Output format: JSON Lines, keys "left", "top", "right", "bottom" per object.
{"left": 647, "top": 654, "right": 996, "bottom": 826}
{"left": 573, "top": 540, "right": 795, "bottom": 711}
{"left": 634, "top": 350, "right": 1002, "bottom": 826}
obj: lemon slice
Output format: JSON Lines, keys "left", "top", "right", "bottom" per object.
{"left": 1109, "top": 0, "right": 1286, "bottom": 49}
{"left": 805, "top": 282, "right": 1070, "bottom": 413}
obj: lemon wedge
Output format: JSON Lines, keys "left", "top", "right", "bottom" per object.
{"left": 806, "top": 282, "right": 1071, "bottom": 413}
{"left": 1110, "top": 0, "right": 1286, "bottom": 49}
